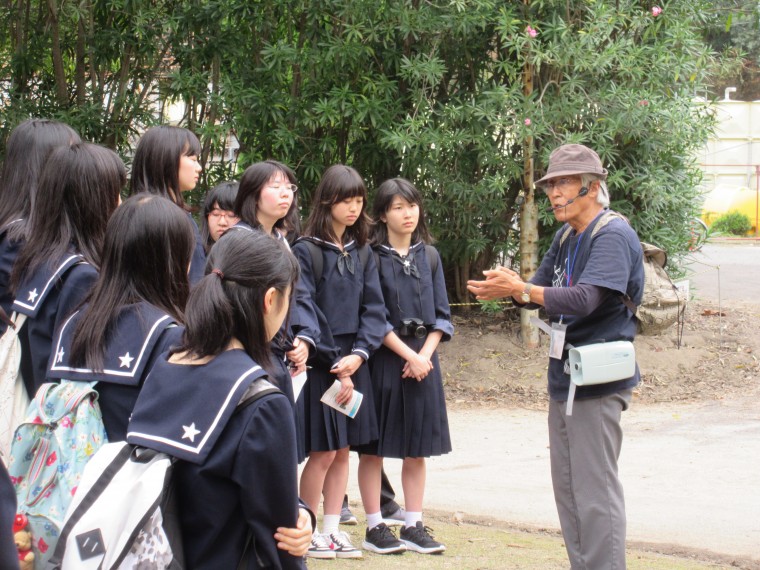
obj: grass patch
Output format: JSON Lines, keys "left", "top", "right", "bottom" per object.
{"left": 306, "top": 511, "right": 738, "bottom": 569}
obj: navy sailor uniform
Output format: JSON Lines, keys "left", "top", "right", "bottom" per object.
{"left": 0, "top": 219, "right": 24, "bottom": 335}
{"left": 292, "top": 237, "right": 387, "bottom": 452}
{"left": 47, "top": 301, "right": 184, "bottom": 441}
{"left": 364, "top": 242, "right": 453, "bottom": 458}
{"left": 12, "top": 252, "right": 97, "bottom": 398}
{"left": 188, "top": 213, "right": 207, "bottom": 286}
{"left": 230, "top": 221, "right": 321, "bottom": 462}
{"left": 127, "top": 349, "right": 305, "bottom": 570}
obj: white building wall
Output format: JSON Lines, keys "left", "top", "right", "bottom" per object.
{"left": 698, "top": 98, "right": 760, "bottom": 233}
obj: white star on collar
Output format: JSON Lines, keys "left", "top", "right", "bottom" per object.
{"left": 27, "top": 288, "right": 38, "bottom": 303}
{"left": 182, "top": 423, "right": 201, "bottom": 443}
{"left": 55, "top": 347, "right": 65, "bottom": 363}
{"left": 118, "top": 352, "right": 134, "bottom": 368}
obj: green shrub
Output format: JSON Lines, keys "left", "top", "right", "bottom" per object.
{"left": 710, "top": 211, "right": 752, "bottom": 235}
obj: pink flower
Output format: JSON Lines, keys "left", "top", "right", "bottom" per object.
{"left": 524, "top": 118, "right": 532, "bottom": 126}
{"left": 526, "top": 25, "right": 537, "bottom": 38}
{"left": 651, "top": 6, "right": 662, "bottom": 16}
{"left": 638, "top": 100, "right": 649, "bottom": 106}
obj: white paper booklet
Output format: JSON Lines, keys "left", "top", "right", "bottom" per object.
{"left": 320, "top": 380, "right": 363, "bottom": 418}
{"left": 292, "top": 370, "right": 308, "bottom": 401}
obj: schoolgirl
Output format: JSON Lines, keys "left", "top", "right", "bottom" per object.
{"left": 128, "top": 125, "right": 206, "bottom": 284}
{"left": 232, "top": 161, "right": 319, "bottom": 399}
{"left": 46, "top": 194, "right": 194, "bottom": 441}
{"left": 126, "top": 229, "right": 313, "bottom": 569}
{"left": 358, "top": 178, "right": 452, "bottom": 555}
{"left": 10, "top": 143, "right": 124, "bottom": 397}
{"left": 0, "top": 119, "right": 81, "bottom": 334}
{"left": 200, "top": 181, "right": 240, "bottom": 251}
{"left": 292, "top": 164, "right": 386, "bottom": 559}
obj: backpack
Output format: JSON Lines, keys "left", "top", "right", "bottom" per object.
{"left": 47, "top": 378, "right": 281, "bottom": 570}
{"left": 7, "top": 380, "right": 107, "bottom": 567}
{"left": 559, "top": 210, "right": 686, "bottom": 336}
{"left": 0, "top": 310, "right": 30, "bottom": 463}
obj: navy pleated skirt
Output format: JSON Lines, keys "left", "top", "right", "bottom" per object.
{"left": 300, "top": 334, "right": 378, "bottom": 453}
{"left": 360, "top": 337, "right": 452, "bottom": 459}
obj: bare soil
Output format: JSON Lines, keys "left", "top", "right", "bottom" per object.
{"left": 439, "top": 299, "right": 760, "bottom": 410}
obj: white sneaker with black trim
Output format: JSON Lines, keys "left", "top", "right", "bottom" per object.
{"left": 328, "top": 530, "right": 363, "bottom": 559}
{"left": 306, "top": 533, "right": 337, "bottom": 559}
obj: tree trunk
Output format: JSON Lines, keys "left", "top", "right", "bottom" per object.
{"left": 75, "top": 18, "right": 87, "bottom": 106}
{"left": 47, "top": 0, "right": 68, "bottom": 105}
{"left": 520, "top": 55, "right": 540, "bottom": 348}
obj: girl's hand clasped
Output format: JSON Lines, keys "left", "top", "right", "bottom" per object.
{"left": 403, "top": 352, "right": 433, "bottom": 381}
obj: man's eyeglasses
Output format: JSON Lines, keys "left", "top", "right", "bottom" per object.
{"left": 267, "top": 184, "right": 298, "bottom": 194}
{"left": 542, "top": 177, "right": 579, "bottom": 192}
{"left": 208, "top": 209, "right": 239, "bottom": 221}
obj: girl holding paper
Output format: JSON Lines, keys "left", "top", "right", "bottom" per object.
{"left": 292, "top": 164, "right": 386, "bottom": 560}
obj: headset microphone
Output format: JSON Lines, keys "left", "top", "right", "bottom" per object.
{"left": 544, "top": 186, "right": 589, "bottom": 212}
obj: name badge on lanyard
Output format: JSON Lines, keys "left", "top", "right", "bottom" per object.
{"left": 549, "top": 321, "right": 567, "bottom": 360}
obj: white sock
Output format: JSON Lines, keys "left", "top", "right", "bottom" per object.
{"left": 322, "top": 514, "right": 341, "bottom": 535}
{"left": 366, "top": 512, "right": 383, "bottom": 530}
{"left": 405, "top": 511, "right": 422, "bottom": 528}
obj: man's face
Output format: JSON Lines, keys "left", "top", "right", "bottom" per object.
{"left": 542, "top": 175, "right": 588, "bottom": 222}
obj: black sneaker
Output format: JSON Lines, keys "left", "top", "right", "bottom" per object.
{"left": 362, "top": 523, "right": 407, "bottom": 554}
{"left": 400, "top": 521, "right": 446, "bottom": 554}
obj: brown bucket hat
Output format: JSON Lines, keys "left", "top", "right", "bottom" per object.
{"left": 535, "top": 144, "right": 608, "bottom": 187}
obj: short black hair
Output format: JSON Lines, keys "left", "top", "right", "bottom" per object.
{"left": 200, "top": 181, "right": 239, "bottom": 251}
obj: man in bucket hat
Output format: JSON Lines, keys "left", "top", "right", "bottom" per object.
{"left": 468, "top": 143, "right": 644, "bottom": 569}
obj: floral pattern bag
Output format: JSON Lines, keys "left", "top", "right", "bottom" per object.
{"left": 7, "top": 380, "right": 107, "bottom": 567}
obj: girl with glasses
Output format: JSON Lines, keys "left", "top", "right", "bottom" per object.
{"left": 231, "top": 161, "right": 319, "bottom": 464}
{"left": 200, "top": 181, "right": 240, "bottom": 251}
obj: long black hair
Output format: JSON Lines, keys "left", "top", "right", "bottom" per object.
{"left": 0, "top": 119, "right": 81, "bottom": 241}
{"left": 69, "top": 194, "right": 195, "bottom": 371}
{"left": 234, "top": 160, "right": 299, "bottom": 235}
{"left": 371, "top": 178, "right": 432, "bottom": 245}
{"left": 10, "top": 142, "right": 124, "bottom": 291}
{"left": 178, "top": 229, "right": 299, "bottom": 367}
{"left": 302, "top": 164, "right": 371, "bottom": 246}
{"left": 200, "top": 181, "right": 239, "bottom": 251}
{"left": 128, "top": 125, "right": 201, "bottom": 209}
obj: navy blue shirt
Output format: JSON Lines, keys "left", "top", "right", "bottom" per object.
{"left": 532, "top": 211, "right": 644, "bottom": 401}
{"left": 12, "top": 254, "right": 98, "bottom": 398}
{"left": 0, "top": 461, "right": 17, "bottom": 570}
{"left": 188, "top": 214, "right": 207, "bottom": 286}
{"left": 373, "top": 242, "right": 453, "bottom": 340}
{"left": 47, "top": 301, "right": 184, "bottom": 441}
{"left": 0, "top": 220, "right": 24, "bottom": 336}
{"left": 292, "top": 237, "right": 387, "bottom": 367}
{"left": 128, "top": 350, "right": 304, "bottom": 569}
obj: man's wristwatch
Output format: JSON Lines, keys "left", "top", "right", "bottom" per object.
{"left": 520, "top": 283, "right": 533, "bottom": 303}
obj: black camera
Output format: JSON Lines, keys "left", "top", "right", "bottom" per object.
{"left": 399, "top": 318, "right": 427, "bottom": 339}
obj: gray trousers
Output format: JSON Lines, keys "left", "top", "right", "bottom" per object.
{"left": 549, "top": 389, "right": 632, "bottom": 570}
